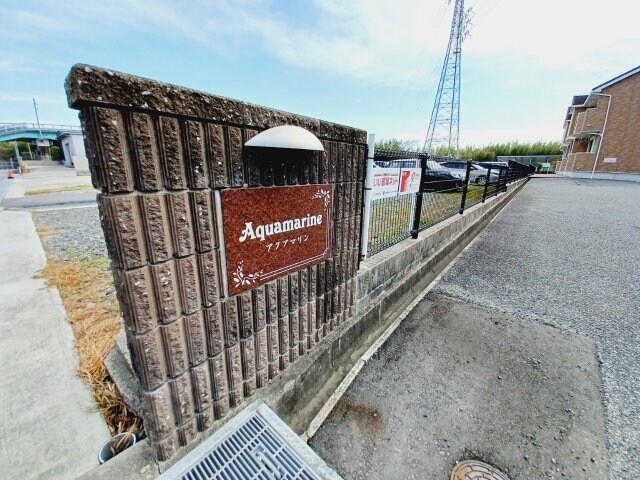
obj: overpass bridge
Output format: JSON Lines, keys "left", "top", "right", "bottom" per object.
{"left": 0, "top": 123, "right": 82, "bottom": 142}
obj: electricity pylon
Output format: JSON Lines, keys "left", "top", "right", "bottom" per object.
{"left": 424, "top": 0, "right": 471, "bottom": 156}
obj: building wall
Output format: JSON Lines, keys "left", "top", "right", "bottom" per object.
{"left": 598, "top": 75, "right": 640, "bottom": 173}
{"left": 65, "top": 64, "right": 366, "bottom": 461}
{"left": 561, "top": 71, "right": 640, "bottom": 176}
{"left": 59, "top": 132, "right": 90, "bottom": 174}
{"left": 567, "top": 152, "right": 595, "bottom": 172}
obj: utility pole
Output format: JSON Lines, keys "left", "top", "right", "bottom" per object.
{"left": 32, "top": 97, "right": 49, "bottom": 160}
{"left": 33, "top": 97, "right": 43, "bottom": 139}
{"left": 13, "top": 141, "right": 22, "bottom": 165}
{"left": 423, "top": 0, "right": 472, "bottom": 157}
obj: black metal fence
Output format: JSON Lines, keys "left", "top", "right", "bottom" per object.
{"left": 366, "top": 150, "right": 533, "bottom": 256}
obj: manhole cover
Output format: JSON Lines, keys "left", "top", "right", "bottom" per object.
{"left": 451, "top": 460, "right": 510, "bottom": 480}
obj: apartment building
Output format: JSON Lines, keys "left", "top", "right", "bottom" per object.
{"left": 558, "top": 65, "right": 640, "bottom": 181}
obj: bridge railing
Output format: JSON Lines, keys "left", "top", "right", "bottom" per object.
{"left": 0, "top": 123, "right": 82, "bottom": 135}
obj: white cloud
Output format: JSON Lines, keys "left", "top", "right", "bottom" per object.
{"left": 246, "top": 0, "right": 451, "bottom": 87}
{"left": 0, "top": 0, "right": 450, "bottom": 88}
{"left": 465, "top": 0, "right": 638, "bottom": 74}
{"left": 1, "top": 0, "right": 636, "bottom": 144}
{"left": 3, "top": 0, "right": 636, "bottom": 89}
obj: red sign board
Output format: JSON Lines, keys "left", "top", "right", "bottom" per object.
{"left": 221, "top": 184, "right": 333, "bottom": 296}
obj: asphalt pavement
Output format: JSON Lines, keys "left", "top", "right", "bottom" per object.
{"left": 311, "top": 177, "right": 639, "bottom": 479}
{"left": 1, "top": 191, "right": 97, "bottom": 210}
{"left": 0, "top": 163, "right": 96, "bottom": 211}
{"left": 311, "top": 292, "right": 608, "bottom": 479}
{"left": 433, "top": 177, "right": 639, "bottom": 479}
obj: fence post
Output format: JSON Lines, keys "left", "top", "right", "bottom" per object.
{"left": 459, "top": 160, "right": 472, "bottom": 214}
{"left": 501, "top": 166, "right": 508, "bottom": 192}
{"left": 359, "top": 133, "right": 375, "bottom": 259}
{"left": 482, "top": 164, "right": 492, "bottom": 202}
{"left": 410, "top": 154, "right": 426, "bottom": 239}
{"left": 495, "top": 166, "right": 503, "bottom": 197}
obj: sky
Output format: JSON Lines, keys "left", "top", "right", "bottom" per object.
{"left": 0, "top": 0, "right": 637, "bottom": 147}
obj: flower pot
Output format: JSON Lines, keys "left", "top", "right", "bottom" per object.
{"left": 98, "top": 432, "right": 137, "bottom": 464}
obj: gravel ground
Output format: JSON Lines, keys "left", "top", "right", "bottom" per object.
{"left": 32, "top": 206, "right": 107, "bottom": 262}
{"left": 434, "top": 178, "right": 640, "bottom": 479}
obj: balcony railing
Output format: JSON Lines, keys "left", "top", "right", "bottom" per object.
{"left": 573, "top": 108, "right": 605, "bottom": 136}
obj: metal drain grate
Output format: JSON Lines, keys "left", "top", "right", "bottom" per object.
{"left": 158, "top": 401, "right": 342, "bottom": 480}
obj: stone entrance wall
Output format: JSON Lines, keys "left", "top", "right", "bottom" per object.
{"left": 65, "top": 64, "right": 366, "bottom": 460}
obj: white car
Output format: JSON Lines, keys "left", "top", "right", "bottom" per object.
{"left": 440, "top": 161, "right": 499, "bottom": 185}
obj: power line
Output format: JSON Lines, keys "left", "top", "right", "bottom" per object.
{"left": 423, "top": 0, "right": 471, "bottom": 156}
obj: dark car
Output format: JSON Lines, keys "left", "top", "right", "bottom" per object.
{"left": 423, "top": 160, "right": 464, "bottom": 192}
{"left": 440, "top": 160, "right": 499, "bottom": 185}
{"left": 475, "top": 161, "right": 509, "bottom": 172}
{"left": 374, "top": 159, "right": 420, "bottom": 169}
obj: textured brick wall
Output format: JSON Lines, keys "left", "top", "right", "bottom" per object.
{"left": 598, "top": 75, "right": 640, "bottom": 173}
{"left": 567, "top": 152, "right": 596, "bottom": 171}
{"left": 65, "top": 64, "right": 366, "bottom": 460}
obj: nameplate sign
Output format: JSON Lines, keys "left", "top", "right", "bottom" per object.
{"left": 221, "top": 184, "right": 333, "bottom": 296}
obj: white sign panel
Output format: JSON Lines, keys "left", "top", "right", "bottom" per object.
{"left": 399, "top": 168, "right": 421, "bottom": 195}
{"left": 372, "top": 168, "right": 401, "bottom": 200}
{"left": 603, "top": 157, "right": 617, "bottom": 163}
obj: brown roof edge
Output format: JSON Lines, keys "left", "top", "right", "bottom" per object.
{"left": 64, "top": 64, "right": 366, "bottom": 143}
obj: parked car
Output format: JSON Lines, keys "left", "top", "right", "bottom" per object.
{"left": 374, "top": 159, "right": 420, "bottom": 168}
{"left": 440, "top": 160, "right": 498, "bottom": 185}
{"left": 475, "top": 161, "right": 509, "bottom": 173}
{"left": 423, "top": 160, "right": 463, "bottom": 192}
{"left": 373, "top": 158, "right": 463, "bottom": 191}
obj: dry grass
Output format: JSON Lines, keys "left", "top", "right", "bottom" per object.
{"left": 35, "top": 223, "right": 55, "bottom": 239}
{"left": 35, "top": 228, "right": 142, "bottom": 435}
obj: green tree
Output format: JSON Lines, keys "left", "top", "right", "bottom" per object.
{"left": 0, "top": 141, "right": 31, "bottom": 160}
{"left": 457, "top": 141, "right": 562, "bottom": 161}
{"left": 50, "top": 145, "right": 62, "bottom": 160}
{"left": 375, "top": 138, "right": 421, "bottom": 152}
{"left": 374, "top": 138, "right": 561, "bottom": 160}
